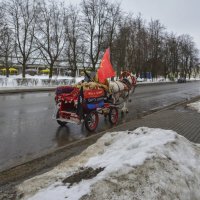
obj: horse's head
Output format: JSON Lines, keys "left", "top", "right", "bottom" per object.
{"left": 120, "top": 71, "right": 137, "bottom": 87}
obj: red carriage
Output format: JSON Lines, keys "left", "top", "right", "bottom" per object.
{"left": 53, "top": 83, "right": 119, "bottom": 132}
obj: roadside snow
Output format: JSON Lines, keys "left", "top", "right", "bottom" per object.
{"left": 0, "top": 75, "right": 84, "bottom": 87}
{"left": 17, "top": 127, "right": 200, "bottom": 200}
{"left": 187, "top": 100, "right": 200, "bottom": 113}
{"left": 0, "top": 74, "right": 199, "bottom": 88}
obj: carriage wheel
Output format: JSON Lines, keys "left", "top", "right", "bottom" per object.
{"left": 109, "top": 107, "right": 118, "bottom": 124}
{"left": 56, "top": 110, "right": 67, "bottom": 126}
{"left": 85, "top": 111, "right": 99, "bottom": 132}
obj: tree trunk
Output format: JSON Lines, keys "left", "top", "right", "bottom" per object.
{"left": 5, "top": 56, "right": 9, "bottom": 77}
{"left": 22, "top": 63, "right": 26, "bottom": 78}
{"left": 6, "top": 67, "right": 9, "bottom": 78}
{"left": 49, "top": 64, "right": 53, "bottom": 79}
{"left": 72, "top": 69, "right": 76, "bottom": 78}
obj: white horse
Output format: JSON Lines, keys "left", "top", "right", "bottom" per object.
{"left": 109, "top": 72, "right": 137, "bottom": 113}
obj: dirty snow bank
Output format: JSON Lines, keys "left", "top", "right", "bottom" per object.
{"left": 17, "top": 127, "right": 200, "bottom": 200}
{"left": 187, "top": 100, "right": 200, "bottom": 113}
{"left": 0, "top": 75, "right": 84, "bottom": 87}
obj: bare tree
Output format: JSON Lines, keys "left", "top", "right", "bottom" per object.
{"left": 0, "top": 4, "right": 14, "bottom": 77}
{"left": 111, "top": 15, "right": 131, "bottom": 76}
{"left": 0, "top": 25, "right": 14, "bottom": 77}
{"left": 178, "top": 34, "right": 198, "bottom": 79}
{"left": 130, "top": 15, "right": 148, "bottom": 76}
{"left": 64, "top": 5, "right": 86, "bottom": 77}
{"left": 188, "top": 48, "right": 199, "bottom": 79}
{"left": 147, "top": 19, "right": 165, "bottom": 79}
{"left": 112, "top": 14, "right": 148, "bottom": 76}
{"left": 111, "top": 14, "right": 200, "bottom": 80}
{"left": 81, "top": 0, "right": 110, "bottom": 71}
{"left": 105, "top": 2, "right": 121, "bottom": 52}
{"left": 161, "top": 33, "right": 180, "bottom": 79}
{"left": 35, "top": 0, "right": 65, "bottom": 78}
{"left": 5, "top": 0, "right": 38, "bottom": 78}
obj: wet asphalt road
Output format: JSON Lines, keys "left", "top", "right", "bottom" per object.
{"left": 0, "top": 81, "right": 199, "bottom": 171}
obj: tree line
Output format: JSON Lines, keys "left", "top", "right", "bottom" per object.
{"left": 0, "top": 0, "right": 199, "bottom": 79}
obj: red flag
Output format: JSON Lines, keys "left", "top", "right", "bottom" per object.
{"left": 97, "top": 48, "right": 115, "bottom": 83}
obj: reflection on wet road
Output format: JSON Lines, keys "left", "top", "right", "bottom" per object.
{"left": 0, "top": 81, "right": 199, "bottom": 170}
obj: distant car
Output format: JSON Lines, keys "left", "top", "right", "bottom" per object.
{"left": 177, "top": 77, "right": 186, "bottom": 83}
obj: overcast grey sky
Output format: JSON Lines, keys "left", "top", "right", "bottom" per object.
{"left": 69, "top": 0, "right": 200, "bottom": 51}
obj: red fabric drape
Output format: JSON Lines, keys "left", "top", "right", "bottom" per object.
{"left": 97, "top": 48, "right": 115, "bottom": 83}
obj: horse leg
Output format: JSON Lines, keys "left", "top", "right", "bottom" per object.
{"left": 128, "top": 86, "right": 135, "bottom": 102}
{"left": 121, "top": 100, "right": 128, "bottom": 113}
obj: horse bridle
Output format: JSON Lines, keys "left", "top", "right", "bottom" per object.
{"left": 119, "top": 71, "right": 136, "bottom": 86}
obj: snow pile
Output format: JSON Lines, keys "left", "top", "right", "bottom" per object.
{"left": 17, "top": 127, "right": 200, "bottom": 200}
{"left": 0, "top": 75, "right": 84, "bottom": 87}
{"left": 187, "top": 100, "right": 200, "bottom": 113}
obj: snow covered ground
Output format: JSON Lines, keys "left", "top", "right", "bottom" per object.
{"left": 0, "top": 75, "right": 84, "bottom": 87}
{"left": 17, "top": 127, "right": 200, "bottom": 200}
{"left": 187, "top": 100, "right": 200, "bottom": 113}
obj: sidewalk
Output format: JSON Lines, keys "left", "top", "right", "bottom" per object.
{"left": 111, "top": 101, "right": 200, "bottom": 144}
